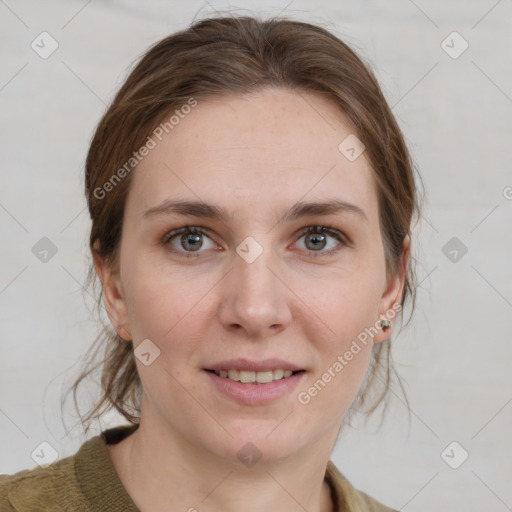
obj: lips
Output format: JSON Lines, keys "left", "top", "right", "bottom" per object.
{"left": 205, "top": 358, "right": 304, "bottom": 373}
{"left": 205, "top": 364, "right": 306, "bottom": 404}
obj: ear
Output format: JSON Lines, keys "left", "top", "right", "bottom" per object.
{"left": 373, "top": 234, "right": 410, "bottom": 343}
{"left": 92, "top": 241, "right": 132, "bottom": 341}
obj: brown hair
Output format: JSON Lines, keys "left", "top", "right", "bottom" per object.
{"left": 65, "top": 14, "right": 421, "bottom": 435}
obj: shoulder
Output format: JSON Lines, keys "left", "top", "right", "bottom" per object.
{"left": 0, "top": 425, "right": 139, "bottom": 512}
{"left": 0, "top": 443, "right": 90, "bottom": 512}
{"left": 326, "top": 461, "right": 398, "bottom": 512}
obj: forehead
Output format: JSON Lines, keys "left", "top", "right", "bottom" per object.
{"left": 126, "top": 88, "right": 378, "bottom": 223}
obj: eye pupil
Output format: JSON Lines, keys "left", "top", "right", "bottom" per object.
{"left": 305, "top": 232, "right": 326, "bottom": 250}
{"left": 182, "top": 233, "right": 202, "bottom": 251}
{"left": 165, "top": 225, "right": 343, "bottom": 258}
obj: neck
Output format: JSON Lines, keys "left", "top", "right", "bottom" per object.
{"left": 108, "top": 407, "right": 337, "bottom": 512}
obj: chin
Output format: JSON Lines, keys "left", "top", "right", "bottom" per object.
{"left": 208, "top": 424, "right": 309, "bottom": 466}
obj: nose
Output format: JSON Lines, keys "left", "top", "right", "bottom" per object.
{"left": 217, "top": 238, "right": 292, "bottom": 339}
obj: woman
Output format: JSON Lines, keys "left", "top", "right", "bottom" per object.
{"left": 0, "top": 14, "right": 418, "bottom": 512}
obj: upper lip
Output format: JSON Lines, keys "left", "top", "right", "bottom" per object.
{"left": 206, "top": 358, "right": 304, "bottom": 372}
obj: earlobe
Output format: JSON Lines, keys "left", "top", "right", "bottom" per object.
{"left": 92, "top": 244, "right": 132, "bottom": 341}
{"left": 373, "top": 234, "right": 410, "bottom": 344}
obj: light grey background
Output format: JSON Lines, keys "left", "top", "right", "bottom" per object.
{"left": 1, "top": 1, "right": 511, "bottom": 510}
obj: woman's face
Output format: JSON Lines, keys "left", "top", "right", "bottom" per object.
{"left": 96, "top": 87, "right": 407, "bottom": 464}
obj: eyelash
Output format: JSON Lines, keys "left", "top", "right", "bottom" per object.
{"left": 161, "top": 224, "right": 349, "bottom": 259}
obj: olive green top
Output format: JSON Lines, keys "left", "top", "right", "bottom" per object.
{"left": 0, "top": 425, "right": 396, "bottom": 511}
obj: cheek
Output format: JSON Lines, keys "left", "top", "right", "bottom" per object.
{"left": 125, "top": 269, "right": 209, "bottom": 397}
{"left": 304, "top": 268, "right": 382, "bottom": 345}
{"left": 297, "top": 272, "right": 382, "bottom": 413}
{"left": 121, "top": 249, "right": 190, "bottom": 333}
{"left": 121, "top": 258, "right": 218, "bottom": 369}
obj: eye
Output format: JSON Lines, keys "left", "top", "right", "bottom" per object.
{"left": 161, "top": 225, "right": 218, "bottom": 258}
{"left": 161, "top": 224, "right": 349, "bottom": 259}
{"left": 293, "top": 225, "right": 348, "bottom": 257}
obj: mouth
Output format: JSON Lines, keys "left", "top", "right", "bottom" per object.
{"left": 205, "top": 368, "right": 305, "bottom": 384}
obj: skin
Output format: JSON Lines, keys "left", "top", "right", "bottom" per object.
{"left": 94, "top": 87, "right": 409, "bottom": 512}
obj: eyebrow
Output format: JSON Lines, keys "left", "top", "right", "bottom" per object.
{"left": 142, "top": 198, "right": 368, "bottom": 224}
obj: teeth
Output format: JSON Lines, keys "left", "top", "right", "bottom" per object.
{"left": 239, "top": 370, "right": 255, "bottom": 383}
{"left": 214, "top": 368, "right": 296, "bottom": 383}
{"left": 273, "top": 368, "right": 284, "bottom": 379}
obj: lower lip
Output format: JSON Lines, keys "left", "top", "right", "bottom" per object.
{"left": 205, "top": 370, "right": 305, "bottom": 405}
